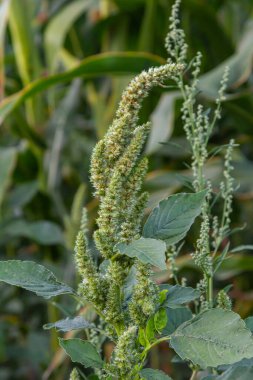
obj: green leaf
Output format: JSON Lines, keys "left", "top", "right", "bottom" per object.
{"left": 198, "top": 21, "right": 253, "bottom": 99}
{"left": 140, "top": 368, "right": 172, "bottom": 380}
{"left": 138, "top": 328, "right": 148, "bottom": 347}
{"left": 116, "top": 237, "right": 167, "bottom": 270}
{"left": 44, "top": 0, "right": 97, "bottom": 71}
{"left": 0, "top": 0, "right": 10, "bottom": 102}
{"left": 170, "top": 309, "right": 253, "bottom": 369}
{"left": 154, "top": 308, "right": 168, "bottom": 333}
{"left": 0, "top": 52, "right": 165, "bottom": 123}
{"left": 245, "top": 317, "right": 253, "bottom": 332}
{"left": 143, "top": 191, "right": 206, "bottom": 246}
{"left": 5, "top": 181, "right": 38, "bottom": 209}
{"left": 231, "top": 245, "right": 253, "bottom": 253}
{"left": 43, "top": 316, "right": 94, "bottom": 332}
{"left": 160, "top": 284, "right": 200, "bottom": 308}
{"left": 159, "top": 289, "right": 169, "bottom": 304}
{"left": 0, "top": 260, "right": 74, "bottom": 298}
{"left": 163, "top": 307, "right": 192, "bottom": 335}
{"left": 205, "top": 359, "right": 253, "bottom": 379}
{"left": 146, "top": 317, "right": 156, "bottom": 342}
{"left": 146, "top": 92, "right": 179, "bottom": 155}
{"left": 59, "top": 338, "right": 103, "bottom": 368}
{"left": 0, "top": 219, "right": 64, "bottom": 245}
{"left": 0, "top": 147, "right": 17, "bottom": 207}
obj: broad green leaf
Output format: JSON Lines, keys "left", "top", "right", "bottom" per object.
{"left": 217, "top": 367, "right": 253, "bottom": 380}
{"left": 143, "top": 191, "right": 207, "bottom": 246}
{"left": 0, "top": 52, "right": 165, "bottom": 123}
{"left": 43, "top": 316, "right": 94, "bottom": 332}
{"left": 0, "top": 260, "right": 74, "bottom": 298}
{"left": 116, "top": 237, "right": 167, "bottom": 270}
{"left": 198, "top": 20, "right": 253, "bottom": 99}
{"left": 205, "top": 359, "right": 253, "bottom": 379}
{"left": 0, "top": 219, "right": 63, "bottom": 245}
{"left": 160, "top": 284, "right": 200, "bottom": 308}
{"left": 45, "top": 0, "right": 97, "bottom": 71}
{"left": 140, "top": 368, "right": 172, "bottom": 380}
{"left": 0, "top": 147, "right": 17, "bottom": 207}
{"left": 163, "top": 307, "right": 192, "bottom": 335}
{"left": 171, "top": 309, "right": 253, "bottom": 369}
{"left": 59, "top": 338, "right": 103, "bottom": 368}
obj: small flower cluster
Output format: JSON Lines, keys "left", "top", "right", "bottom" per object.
{"left": 163, "top": 0, "right": 235, "bottom": 309}
{"left": 217, "top": 290, "right": 232, "bottom": 310}
{"left": 70, "top": 368, "right": 80, "bottom": 380}
{"left": 106, "top": 326, "right": 140, "bottom": 379}
{"left": 129, "top": 262, "right": 159, "bottom": 327}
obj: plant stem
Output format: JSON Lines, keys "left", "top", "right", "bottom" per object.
{"left": 190, "top": 370, "right": 198, "bottom": 380}
{"left": 142, "top": 335, "right": 171, "bottom": 358}
{"left": 207, "top": 275, "right": 213, "bottom": 307}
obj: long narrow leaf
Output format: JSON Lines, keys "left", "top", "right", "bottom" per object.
{"left": 0, "top": 52, "right": 165, "bottom": 123}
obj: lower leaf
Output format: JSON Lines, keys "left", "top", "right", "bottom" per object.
{"left": 170, "top": 309, "right": 253, "bottom": 369}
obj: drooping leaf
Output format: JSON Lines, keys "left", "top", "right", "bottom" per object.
{"left": 0, "top": 260, "right": 74, "bottom": 298}
{"left": 43, "top": 316, "right": 94, "bottom": 332}
{"left": 140, "top": 368, "right": 172, "bottom": 380}
{"left": 170, "top": 309, "right": 253, "bottom": 369}
{"left": 0, "top": 52, "right": 165, "bottom": 123}
{"left": 231, "top": 245, "right": 253, "bottom": 253}
{"left": 0, "top": 219, "right": 64, "bottom": 245}
{"left": 163, "top": 307, "right": 192, "bottom": 335}
{"left": 0, "top": 147, "right": 17, "bottom": 207}
{"left": 198, "top": 20, "right": 253, "bottom": 99}
{"left": 160, "top": 284, "right": 200, "bottom": 308}
{"left": 116, "top": 237, "right": 167, "bottom": 270}
{"left": 59, "top": 338, "right": 103, "bottom": 368}
{"left": 143, "top": 191, "right": 207, "bottom": 246}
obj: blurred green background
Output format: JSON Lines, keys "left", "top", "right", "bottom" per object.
{"left": 1, "top": 0, "right": 253, "bottom": 379}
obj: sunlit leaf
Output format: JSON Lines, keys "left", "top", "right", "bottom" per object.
{"left": 143, "top": 191, "right": 207, "bottom": 246}
{"left": 0, "top": 52, "right": 165, "bottom": 123}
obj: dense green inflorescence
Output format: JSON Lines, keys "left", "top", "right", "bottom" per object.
{"left": 74, "top": 62, "right": 183, "bottom": 378}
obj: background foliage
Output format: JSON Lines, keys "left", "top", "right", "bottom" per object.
{"left": 1, "top": 0, "right": 253, "bottom": 379}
